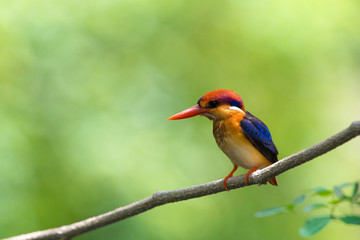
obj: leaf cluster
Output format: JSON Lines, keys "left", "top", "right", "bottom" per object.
{"left": 256, "top": 181, "right": 360, "bottom": 237}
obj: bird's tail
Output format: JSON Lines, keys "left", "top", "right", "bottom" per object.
{"left": 268, "top": 177, "right": 278, "bottom": 186}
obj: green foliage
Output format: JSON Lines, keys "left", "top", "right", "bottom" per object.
{"left": 255, "top": 206, "right": 288, "bottom": 217}
{"left": 299, "top": 216, "right": 332, "bottom": 237}
{"left": 303, "top": 203, "right": 327, "bottom": 213}
{"left": 256, "top": 181, "right": 360, "bottom": 237}
{"left": 339, "top": 216, "right": 360, "bottom": 225}
{"left": 312, "top": 186, "right": 332, "bottom": 197}
{"left": 256, "top": 194, "right": 306, "bottom": 217}
{"left": 293, "top": 194, "right": 306, "bottom": 206}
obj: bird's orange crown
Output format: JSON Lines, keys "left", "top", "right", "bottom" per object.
{"left": 197, "top": 89, "right": 245, "bottom": 111}
{"left": 168, "top": 89, "right": 245, "bottom": 120}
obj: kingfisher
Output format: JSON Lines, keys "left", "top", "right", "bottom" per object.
{"left": 168, "top": 89, "right": 278, "bottom": 190}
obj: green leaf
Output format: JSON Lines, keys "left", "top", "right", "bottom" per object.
{"left": 356, "top": 193, "right": 360, "bottom": 201}
{"left": 338, "top": 182, "right": 353, "bottom": 188}
{"left": 328, "top": 199, "right": 341, "bottom": 204}
{"left": 303, "top": 203, "right": 327, "bottom": 213}
{"left": 255, "top": 206, "right": 288, "bottom": 217}
{"left": 286, "top": 204, "right": 295, "bottom": 210}
{"left": 293, "top": 194, "right": 306, "bottom": 205}
{"left": 299, "top": 216, "right": 332, "bottom": 237}
{"left": 333, "top": 186, "right": 344, "bottom": 199}
{"left": 329, "top": 196, "right": 352, "bottom": 204}
{"left": 339, "top": 216, "right": 360, "bottom": 225}
{"left": 352, "top": 182, "right": 359, "bottom": 198}
{"left": 312, "top": 186, "right": 332, "bottom": 196}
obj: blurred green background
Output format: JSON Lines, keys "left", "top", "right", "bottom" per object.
{"left": 0, "top": 0, "right": 359, "bottom": 239}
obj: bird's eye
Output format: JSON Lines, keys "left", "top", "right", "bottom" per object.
{"left": 207, "top": 100, "right": 219, "bottom": 108}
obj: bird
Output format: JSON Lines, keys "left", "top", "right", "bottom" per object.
{"left": 168, "top": 89, "right": 278, "bottom": 190}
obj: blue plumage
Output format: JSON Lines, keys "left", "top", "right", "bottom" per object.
{"left": 240, "top": 111, "right": 278, "bottom": 164}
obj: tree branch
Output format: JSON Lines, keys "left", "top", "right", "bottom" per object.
{"left": 5, "top": 121, "right": 360, "bottom": 240}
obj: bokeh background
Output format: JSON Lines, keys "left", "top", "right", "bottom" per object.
{"left": 0, "top": 0, "right": 359, "bottom": 239}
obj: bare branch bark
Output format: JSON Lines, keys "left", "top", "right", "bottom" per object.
{"left": 4, "top": 121, "right": 360, "bottom": 240}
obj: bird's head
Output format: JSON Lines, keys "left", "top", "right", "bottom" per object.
{"left": 168, "top": 89, "right": 246, "bottom": 121}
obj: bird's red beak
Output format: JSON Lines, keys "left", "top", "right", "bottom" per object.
{"left": 168, "top": 105, "right": 207, "bottom": 120}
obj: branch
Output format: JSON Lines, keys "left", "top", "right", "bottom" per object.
{"left": 5, "top": 121, "right": 360, "bottom": 240}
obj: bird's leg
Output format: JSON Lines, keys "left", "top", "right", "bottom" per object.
{"left": 245, "top": 165, "right": 259, "bottom": 185}
{"left": 223, "top": 165, "right": 238, "bottom": 191}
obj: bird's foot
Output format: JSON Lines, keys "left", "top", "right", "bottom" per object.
{"left": 223, "top": 165, "right": 238, "bottom": 191}
{"left": 245, "top": 165, "right": 259, "bottom": 185}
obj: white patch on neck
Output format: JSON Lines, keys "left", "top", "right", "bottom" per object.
{"left": 229, "top": 106, "right": 244, "bottom": 114}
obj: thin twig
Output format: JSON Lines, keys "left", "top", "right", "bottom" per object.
{"left": 4, "top": 121, "right": 360, "bottom": 240}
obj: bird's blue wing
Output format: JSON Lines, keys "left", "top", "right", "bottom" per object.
{"left": 240, "top": 111, "right": 278, "bottom": 163}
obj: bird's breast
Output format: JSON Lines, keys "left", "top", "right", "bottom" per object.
{"left": 213, "top": 117, "right": 271, "bottom": 169}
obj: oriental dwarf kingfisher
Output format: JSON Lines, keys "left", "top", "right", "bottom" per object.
{"left": 168, "top": 89, "right": 278, "bottom": 190}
